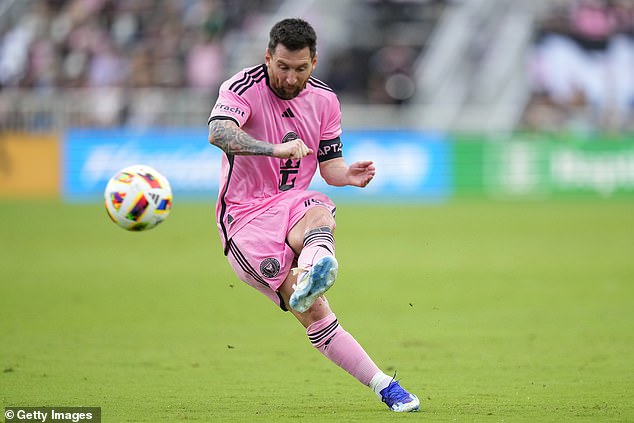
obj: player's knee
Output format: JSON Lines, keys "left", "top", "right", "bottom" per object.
{"left": 305, "top": 207, "right": 335, "bottom": 232}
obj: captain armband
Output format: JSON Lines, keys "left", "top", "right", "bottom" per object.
{"left": 317, "top": 137, "right": 343, "bottom": 162}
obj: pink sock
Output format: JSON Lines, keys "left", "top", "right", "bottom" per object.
{"left": 298, "top": 227, "right": 335, "bottom": 271}
{"left": 306, "top": 313, "right": 381, "bottom": 386}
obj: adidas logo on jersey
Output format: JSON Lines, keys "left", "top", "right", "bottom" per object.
{"left": 281, "top": 108, "right": 295, "bottom": 118}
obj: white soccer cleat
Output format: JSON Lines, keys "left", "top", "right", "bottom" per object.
{"left": 289, "top": 256, "right": 338, "bottom": 313}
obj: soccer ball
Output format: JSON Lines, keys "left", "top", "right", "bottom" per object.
{"left": 104, "top": 164, "right": 173, "bottom": 231}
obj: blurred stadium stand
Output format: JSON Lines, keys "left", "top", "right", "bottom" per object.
{"left": 522, "top": 0, "right": 634, "bottom": 134}
{"left": 0, "top": 0, "right": 632, "bottom": 133}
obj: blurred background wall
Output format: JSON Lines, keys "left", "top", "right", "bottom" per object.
{"left": 1, "top": 0, "right": 633, "bottom": 200}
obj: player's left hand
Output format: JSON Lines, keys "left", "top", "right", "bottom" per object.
{"left": 347, "top": 161, "right": 375, "bottom": 187}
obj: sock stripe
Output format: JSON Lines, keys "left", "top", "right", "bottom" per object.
{"left": 308, "top": 319, "right": 339, "bottom": 345}
{"left": 304, "top": 226, "right": 333, "bottom": 236}
{"left": 303, "top": 233, "right": 334, "bottom": 247}
{"left": 305, "top": 230, "right": 334, "bottom": 237}
{"left": 310, "top": 323, "right": 338, "bottom": 345}
{"left": 308, "top": 319, "right": 338, "bottom": 340}
{"left": 304, "top": 235, "right": 334, "bottom": 245}
{"left": 304, "top": 234, "right": 335, "bottom": 244}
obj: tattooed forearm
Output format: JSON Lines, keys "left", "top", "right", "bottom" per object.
{"left": 208, "top": 120, "right": 274, "bottom": 156}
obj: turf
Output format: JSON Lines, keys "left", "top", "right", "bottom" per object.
{"left": 0, "top": 199, "right": 633, "bottom": 422}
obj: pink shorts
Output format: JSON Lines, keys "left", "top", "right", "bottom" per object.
{"left": 224, "top": 190, "right": 336, "bottom": 310}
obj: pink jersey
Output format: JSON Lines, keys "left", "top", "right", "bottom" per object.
{"left": 208, "top": 64, "right": 343, "bottom": 252}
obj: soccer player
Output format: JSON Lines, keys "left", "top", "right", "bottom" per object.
{"left": 207, "top": 18, "right": 420, "bottom": 412}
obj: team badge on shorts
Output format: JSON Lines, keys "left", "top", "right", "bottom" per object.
{"left": 260, "top": 258, "right": 281, "bottom": 278}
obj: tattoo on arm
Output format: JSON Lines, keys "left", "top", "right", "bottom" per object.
{"left": 208, "top": 120, "right": 274, "bottom": 156}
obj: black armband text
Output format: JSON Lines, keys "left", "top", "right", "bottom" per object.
{"left": 317, "top": 137, "right": 343, "bottom": 162}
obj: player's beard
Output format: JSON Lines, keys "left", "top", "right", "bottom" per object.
{"left": 271, "top": 84, "right": 306, "bottom": 100}
{"left": 271, "top": 80, "right": 306, "bottom": 100}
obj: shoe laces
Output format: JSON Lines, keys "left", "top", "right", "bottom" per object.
{"left": 381, "top": 372, "right": 412, "bottom": 404}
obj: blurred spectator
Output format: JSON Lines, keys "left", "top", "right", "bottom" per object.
{"left": 523, "top": 0, "right": 634, "bottom": 133}
{"left": 0, "top": 0, "right": 293, "bottom": 89}
{"left": 186, "top": 31, "right": 225, "bottom": 89}
{"left": 0, "top": 0, "right": 274, "bottom": 126}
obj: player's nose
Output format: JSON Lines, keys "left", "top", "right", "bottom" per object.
{"left": 286, "top": 72, "right": 298, "bottom": 85}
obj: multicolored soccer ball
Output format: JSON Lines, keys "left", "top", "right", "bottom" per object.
{"left": 104, "top": 164, "right": 173, "bottom": 231}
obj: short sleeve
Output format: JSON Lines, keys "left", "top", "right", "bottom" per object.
{"left": 321, "top": 94, "right": 342, "bottom": 141}
{"left": 208, "top": 83, "right": 252, "bottom": 127}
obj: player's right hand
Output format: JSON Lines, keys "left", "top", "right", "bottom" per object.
{"left": 273, "top": 139, "right": 313, "bottom": 159}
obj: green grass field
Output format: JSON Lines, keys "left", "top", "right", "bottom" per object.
{"left": 1, "top": 199, "right": 633, "bottom": 422}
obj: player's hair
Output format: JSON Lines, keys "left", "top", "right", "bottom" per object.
{"left": 268, "top": 18, "right": 317, "bottom": 58}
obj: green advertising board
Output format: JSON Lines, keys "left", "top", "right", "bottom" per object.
{"left": 453, "top": 133, "right": 634, "bottom": 198}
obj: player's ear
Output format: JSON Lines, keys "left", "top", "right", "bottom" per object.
{"left": 265, "top": 48, "right": 272, "bottom": 65}
{"left": 312, "top": 51, "right": 318, "bottom": 69}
